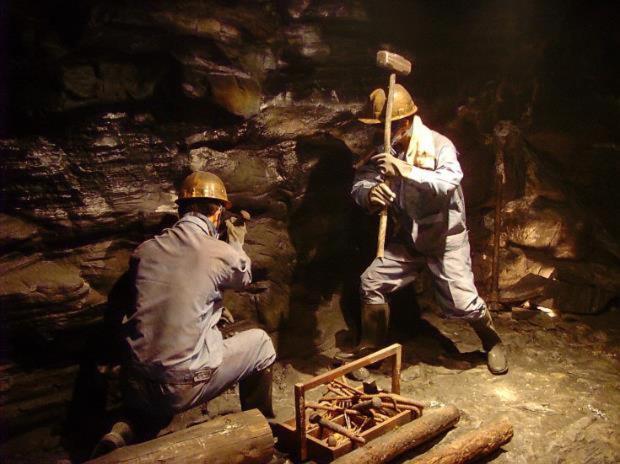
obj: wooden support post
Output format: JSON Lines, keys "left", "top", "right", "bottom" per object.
{"left": 331, "top": 406, "right": 461, "bottom": 464}
{"left": 489, "top": 123, "right": 507, "bottom": 310}
{"left": 404, "top": 416, "right": 513, "bottom": 464}
{"left": 392, "top": 343, "right": 401, "bottom": 394}
{"left": 295, "top": 383, "right": 307, "bottom": 462}
{"left": 86, "top": 409, "right": 273, "bottom": 464}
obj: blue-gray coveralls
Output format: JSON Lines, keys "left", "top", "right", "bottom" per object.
{"left": 122, "top": 212, "right": 276, "bottom": 417}
{"left": 352, "top": 130, "right": 486, "bottom": 321}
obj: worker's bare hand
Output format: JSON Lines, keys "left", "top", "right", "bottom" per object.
{"left": 368, "top": 183, "right": 396, "bottom": 207}
{"left": 370, "top": 152, "right": 412, "bottom": 178}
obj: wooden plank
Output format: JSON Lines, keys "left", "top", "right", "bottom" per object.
{"left": 86, "top": 409, "right": 273, "bottom": 464}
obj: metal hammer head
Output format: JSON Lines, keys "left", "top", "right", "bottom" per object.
{"left": 377, "top": 51, "right": 412, "bottom": 75}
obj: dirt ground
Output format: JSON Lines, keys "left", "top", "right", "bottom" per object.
{"left": 268, "top": 308, "right": 620, "bottom": 463}
{"left": 170, "top": 307, "right": 620, "bottom": 464}
{"left": 1, "top": 307, "right": 619, "bottom": 463}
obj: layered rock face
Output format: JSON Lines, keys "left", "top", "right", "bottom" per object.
{"left": 2, "top": 0, "right": 619, "bottom": 364}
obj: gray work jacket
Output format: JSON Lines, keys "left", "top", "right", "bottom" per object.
{"left": 123, "top": 213, "right": 251, "bottom": 377}
{"left": 352, "top": 130, "right": 468, "bottom": 257}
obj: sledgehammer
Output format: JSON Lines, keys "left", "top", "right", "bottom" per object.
{"left": 375, "top": 51, "right": 412, "bottom": 258}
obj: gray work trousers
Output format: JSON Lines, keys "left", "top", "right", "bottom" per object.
{"left": 124, "top": 328, "right": 276, "bottom": 417}
{"left": 361, "top": 240, "right": 486, "bottom": 321}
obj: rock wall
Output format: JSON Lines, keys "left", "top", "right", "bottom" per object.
{"left": 2, "top": 0, "right": 619, "bottom": 363}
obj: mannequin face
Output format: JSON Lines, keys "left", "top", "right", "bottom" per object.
{"left": 209, "top": 205, "right": 224, "bottom": 229}
{"left": 393, "top": 117, "right": 413, "bottom": 151}
{"left": 371, "top": 117, "right": 413, "bottom": 149}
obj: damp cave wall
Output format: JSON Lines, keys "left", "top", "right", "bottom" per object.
{"left": 1, "top": 0, "right": 619, "bottom": 367}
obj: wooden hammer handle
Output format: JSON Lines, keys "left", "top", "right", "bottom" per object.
{"left": 377, "top": 72, "right": 396, "bottom": 259}
{"left": 377, "top": 209, "right": 388, "bottom": 258}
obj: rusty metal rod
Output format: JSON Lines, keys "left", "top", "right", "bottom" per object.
{"left": 351, "top": 397, "right": 383, "bottom": 412}
{"left": 332, "top": 379, "right": 361, "bottom": 395}
{"left": 361, "top": 393, "right": 425, "bottom": 409}
{"left": 309, "top": 413, "right": 366, "bottom": 445}
{"left": 306, "top": 401, "right": 339, "bottom": 412}
{"left": 321, "top": 395, "right": 357, "bottom": 402}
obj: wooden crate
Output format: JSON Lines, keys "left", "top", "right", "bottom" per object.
{"left": 273, "top": 344, "right": 414, "bottom": 462}
{"left": 275, "top": 406, "right": 412, "bottom": 462}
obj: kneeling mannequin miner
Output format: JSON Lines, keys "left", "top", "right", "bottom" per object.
{"left": 337, "top": 84, "right": 508, "bottom": 376}
{"left": 93, "top": 171, "right": 276, "bottom": 456}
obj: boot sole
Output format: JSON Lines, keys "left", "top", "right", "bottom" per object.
{"left": 489, "top": 365, "right": 509, "bottom": 375}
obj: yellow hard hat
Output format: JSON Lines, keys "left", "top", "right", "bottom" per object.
{"left": 177, "top": 171, "right": 232, "bottom": 208}
{"left": 357, "top": 83, "right": 418, "bottom": 124}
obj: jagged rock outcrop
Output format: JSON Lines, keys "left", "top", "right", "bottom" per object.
{"left": 1, "top": 3, "right": 619, "bottom": 461}
{"left": 3, "top": 0, "right": 619, "bottom": 353}
{"left": 459, "top": 118, "right": 619, "bottom": 313}
{"left": 0, "top": 100, "right": 368, "bottom": 352}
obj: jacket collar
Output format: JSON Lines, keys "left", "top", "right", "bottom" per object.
{"left": 178, "top": 212, "right": 219, "bottom": 238}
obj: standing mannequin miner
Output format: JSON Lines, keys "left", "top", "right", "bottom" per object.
{"left": 93, "top": 171, "right": 276, "bottom": 456}
{"left": 338, "top": 84, "right": 508, "bottom": 375}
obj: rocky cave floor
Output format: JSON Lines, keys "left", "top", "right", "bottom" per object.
{"left": 2, "top": 306, "right": 619, "bottom": 464}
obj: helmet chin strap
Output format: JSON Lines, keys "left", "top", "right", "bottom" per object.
{"left": 214, "top": 205, "right": 226, "bottom": 238}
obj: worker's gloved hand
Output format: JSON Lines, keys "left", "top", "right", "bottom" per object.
{"left": 225, "top": 218, "right": 247, "bottom": 247}
{"left": 217, "top": 307, "right": 236, "bottom": 338}
{"left": 368, "top": 182, "right": 396, "bottom": 208}
{"left": 219, "top": 307, "right": 235, "bottom": 326}
{"left": 371, "top": 151, "right": 412, "bottom": 178}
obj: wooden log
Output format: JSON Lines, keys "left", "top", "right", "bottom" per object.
{"left": 87, "top": 409, "right": 273, "bottom": 464}
{"left": 404, "top": 417, "right": 513, "bottom": 464}
{"left": 331, "top": 406, "right": 461, "bottom": 464}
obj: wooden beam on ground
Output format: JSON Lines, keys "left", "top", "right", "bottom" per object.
{"left": 86, "top": 409, "right": 273, "bottom": 464}
{"left": 331, "top": 405, "right": 461, "bottom": 464}
{"left": 404, "top": 417, "right": 513, "bottom": 464}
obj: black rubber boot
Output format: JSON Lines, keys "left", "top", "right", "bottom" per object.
{"left": 469, "top": 310, "right": 508, "bottom": 375}
{"left": 239, "top": 367, "right": 275, "bottom": 418}
{"left": 90, "top": 420, "right": 135, "bottom": 458}
{"left": 334, "top": 303, "right": 390, "bottom": 362}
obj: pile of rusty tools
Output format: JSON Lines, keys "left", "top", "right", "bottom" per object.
{"left": 306, "top": 378, "right": 424, "bottom": 448}
{"left": 274, "top": 344, "right": 416, "bottom": 462}
{"left": 274, "top": 344, "right": 514, "bottom": 464}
